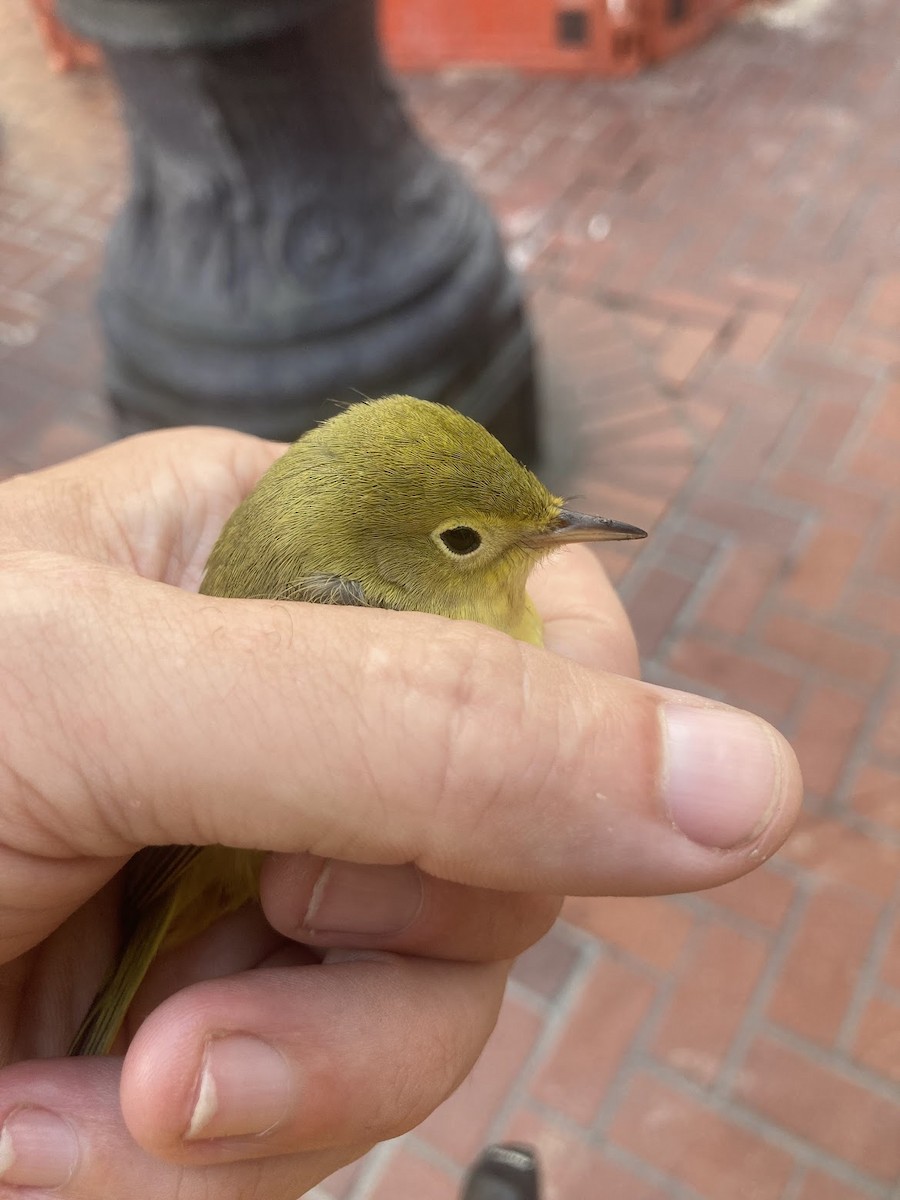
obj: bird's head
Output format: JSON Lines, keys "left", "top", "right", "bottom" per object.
{"left": 271, "top": 396, "right": 644, "bottom": 610}
{"left": 202, "top": 396, "right": 647, "bottom": 635}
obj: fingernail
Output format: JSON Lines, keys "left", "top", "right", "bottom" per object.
{"left": 662, "top": 704, "right": 782, "bottom": 849}
{"left": 0, "top": 1107, "right": 79, "bottom": 1189}
{"left": 186, "top": 1036, "right": 292, "bottom": 1141}
{"left": 302, "top": 861, "right": 423, "bottom": 937}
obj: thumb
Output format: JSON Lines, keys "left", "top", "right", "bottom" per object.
{"left": 0, "top": 554, "right": 802, "bottom": 961}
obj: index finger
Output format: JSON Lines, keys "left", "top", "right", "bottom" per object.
{"left": 0, "top": 562, "right": 801, "bottom": 902}
{"left": 0, "top": 428, "right": 285, "bottom": 588}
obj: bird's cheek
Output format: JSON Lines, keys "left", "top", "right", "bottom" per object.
{"left": 374, "top": 542, "right": 441, "bottom": 601}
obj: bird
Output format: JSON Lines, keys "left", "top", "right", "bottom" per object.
{"left": 69, "top": 394, "right": 646, "bottom": 1055}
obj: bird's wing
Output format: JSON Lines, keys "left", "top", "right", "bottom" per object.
{"left": 124, "top": 845, "right": 205, "bottom": 916}
{"left": 273, "top": 573, "right": 377, "bottom": 607}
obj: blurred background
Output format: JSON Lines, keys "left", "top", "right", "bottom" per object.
{"left": 2, "top": 1, "right": 899, "bottom": 1197}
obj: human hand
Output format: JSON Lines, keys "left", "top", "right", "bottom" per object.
{"left": 0, "top": 428, "right": 801, "bottom": 1199}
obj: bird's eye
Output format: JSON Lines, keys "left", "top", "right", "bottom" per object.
{"left": 439, "top": 526, "right": 482, "bottom": 556}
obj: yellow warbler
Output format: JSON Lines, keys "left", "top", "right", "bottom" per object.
{"left": 69, "top": 395, "right": 646, "bottom": 1055}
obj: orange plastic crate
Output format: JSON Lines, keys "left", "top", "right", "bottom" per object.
{"left": 380, "top": 0, "right": 749, "bottom": 76}
{"left": 642, "top": 0, "right": 745, "bottom": 64}
{"left": 380, "top": 0, "right": 646, "bottom": 77}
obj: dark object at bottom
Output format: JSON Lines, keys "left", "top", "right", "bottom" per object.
{"left": 461, "top": 1143, "right": 541, "bottom": 1200}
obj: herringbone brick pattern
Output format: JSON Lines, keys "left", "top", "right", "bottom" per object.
{"left": 2, "top": 1, "right": 899, "bottom": 1197}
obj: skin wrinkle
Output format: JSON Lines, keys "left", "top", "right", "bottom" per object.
{"left": 293, "top": 616, "right": 386, "bottom": 861}
{"left": 312, "top": 613, "right": 450, "bottom": 862}
{"left": 85, "top": 590, "right": 190, "bottom": 851}
{"left": 96, "top": 479, "right": 146, "bottom": 579}
{"left": 170, "top": 440, "right": 283, "bottom": 594}
{"left": 0, "top": 595, "right": 106, "bottom": 861}
{"left": 160, "top": 598, "right": 304, "bottom": 850}
{"left": 503, "top": 655, "right": 584, "bottom": 880}
{"left": 425, "top": 631, "right": 531, "bottom": 875}
{"left": 155, "top": 456, "right": 261, "bottom": 590}
{"left": 194, "top": 604, "right": 375, "bottom": 859}
{"left": 384, "top": 632, "right": 467, "bottom": 857}
{"left": 351, "top": 643, "right": 400, "bottom": 851}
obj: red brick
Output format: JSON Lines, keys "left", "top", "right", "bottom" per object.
{"left": 795, "top": 399, "right": 865, "bottom": 462}
{"left": 796, "top": 1169, "right": 882, "bottom": 1200}
{"left": 778, "top": 356, "right": 877, "bottom": 405}
{"left": 866, "top": 273, "right": 900, "bottom": 328}
{"left": 847, "top": 433, "right": 899, "bottom": 489}
{"left": 561, "top": 896, "right": 693, "bottom": 972}
{"left": 531, "top": 958, "right": 655, "bottom": 1125}
{"left": 783, "top": 525, "right": 865, "bottom": 612}
{"left": 699, "top": 868, "right": 795, "bottom": 930}
{"left": 847, "top": 331, "right": 900, "bottom": 367}
{"left": 771, "top": 467, "right": 881, "bottom": 529}
{"left": 643, "top": 288, "right": 733, "bottom": 326}
{"left": 575, "top": 389, "right": 671, "bottom": 442}
{"left": 872, "top": 511, "right": 900, "bottom": 583}
{"left": 624, "top": 311, "right": 668, "bottom": 348}
{"left": 653, "top": 922, "right": 767, "bottom": 1084}
{"left": 316, "top": 1159, "right": 365, "bottom": 1200}
{"left": 657, "top": 325, "right": 718, "bottom": 388}
{"left": 609, "top": 1074, "right": 794, "bottom": 1200}
{"left": 764, "top": 613, "right": 889, "bottom": 687}
{"left": 594, "top": 436, "right": 696, "bottom": 501}
{"left": 567, "top": 343, "right": 647, "bottom": 389}
{"left": 8, "top": 317, "right": 103, "bottom": 391}
{"left": 790, "top": 683, "right": 868, "bottom": 798}
{"left": 794, "top": 294, "right": 856, "bottom": 349}
{"left": 681, "top": 394, "right": 729, "bottom": 438}
{"left": 767, "top": 885, "right": 880, "bottom": 1045}
{"left": 583, "top": 396, "right": 668, "bottom": 452}
{"left": 848, "top": 764, "right": 900, "bottom": 832}
{"left": 853, "top": 995, "right": 900, "bottom": 1085}
{"left": 699, "top": 544, "right": 784, "bottom": 637}
{"left": 688, "top": 492, "right": 801, "bottom": 551}
{"left": 724, "top": 269, "right": 802, "bottom": 308}
{"left": 873, "top": 689, "right": 900, "bottom": 762}
{"left": 780, "top": 815, "right": 900, "bottom": 900}
{"left": 510, "top": 926, "right": 579, "bottom": 1001}
{"left": 667, "top": 530, "right": 718, "bottom": 567}
{"left": 726, "top": 309, "right": 785, "bottom": 365}
{"left": 666, "top": 635, "right": 802, "bottom": 719}
{"left": 34, "top": 416, "right": 109, "bottom": 468}
{"left": 417, "top": 995, "right": 542, "bottom": 1165}
{"left": 880, "top": 919, "right": 900, "bottom": 991}
{"left": 868, "top": 379, "right": 900, "bottom": 442}
{"left": 735, "top": 1037, "right": 900, "bottom": 1181}
{"left": 503, "top": 1108, "right": 669, "bottom": 1200}
{"left": 847, "top": 584, "right": 900, "bottom": 639}
{"left": 708, "top": 410, "right": 796, "bottom": 491}
{"left": 369, "top": 1146, "right": 457, "bottom": 1200}
{"left": 601, "top": 544, "right": 639, "bottom": 584}
{"left": 627, "top": 567, "right": 693, "bottom": 657}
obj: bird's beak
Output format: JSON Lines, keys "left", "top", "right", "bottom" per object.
{"left": 524, "top": 507, "right": 648, "bottom": 548}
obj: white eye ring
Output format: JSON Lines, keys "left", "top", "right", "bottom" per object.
{"left": 435, "top": 525, "right": 483, "bottom": 556}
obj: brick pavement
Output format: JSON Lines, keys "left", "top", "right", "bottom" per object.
{"left": 2, "top": 1, "right": 900, "bottom": 1197}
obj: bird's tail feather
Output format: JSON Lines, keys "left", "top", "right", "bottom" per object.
{"left": 68, "top": 898, "right": 176, "bottom": 1057}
